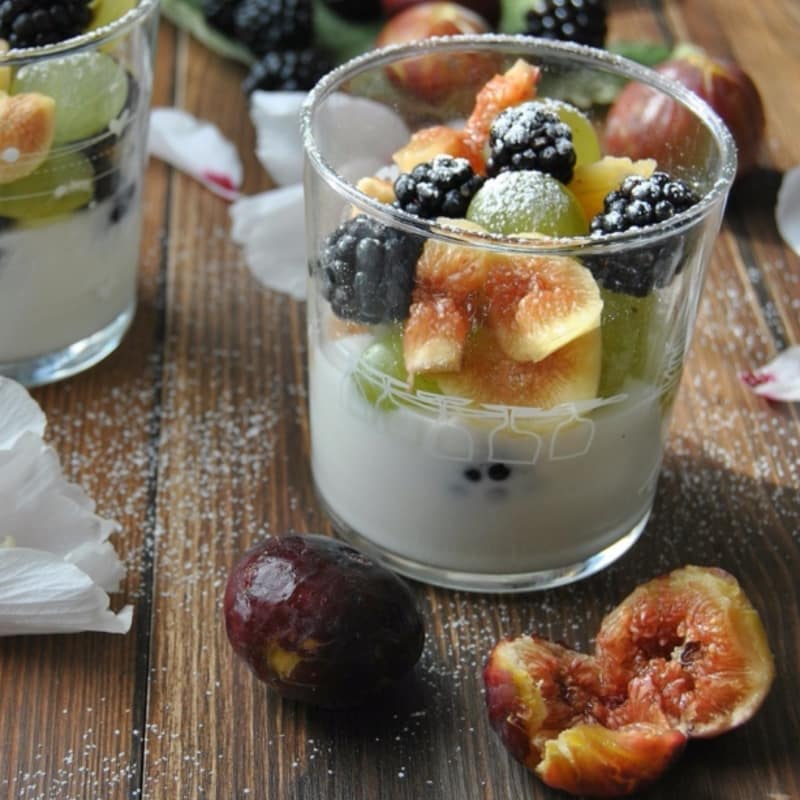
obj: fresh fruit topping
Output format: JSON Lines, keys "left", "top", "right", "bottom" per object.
{"left": 89, "top": 0, "right": 136, "bottom": 30}
{"left": 540, "top": 98, "right": 601, "bottom": 168}
{"left": 487, "top": 101, "right": 576, "bottom": 183}
{"left": 597, "top": 289, "right": 654, "bottom": 396}
{"left": 462, "top": 58, "right": 540, "bottom": 163}
{"left": 483, "top": 252, "right": 602, "bottom": 363}
{"left": 394, "top": 155, "right": 484, "bottom": 219}
{"left": 569, "top": 155, "right": 655, "bottom": 221}
{"left": 467, "top": 170, "right": 587, "bottom": 237}
{"left": 13, "top": 51, "right": 128, "bottom": 144}
{"left": 356, "top": 174, "right": 395, "bottom": 204}
{"left": 0, "top": 149, "right": 92, "bottom": 219}
{"left": 524, "top": 0, "right": 607, "bottom": 48}
{"left": 404, "top": 294, "right": 471, "bottom": 374}
{"left": 233, "top": 0, "right": 312, "bottom": 57}
{"left": 432, "top": 326, "right": 601, "bottom": 407}
{"left": 0, "top": 0, "right": 91, "bottom": 49}
{"left": 604, "top": 45, "right": 764, "bottom": 178}
{"left": 354, "top": 330, "right": 440, "bottom": 410}
{"left": 242, "top": 47, "right": 333, "bottom": 94}
{"left": 316, "top": 213, "right": 423, "bottom": 324}
{"left": 586, "top": 172, "right": 699, "bottom": 296}
{"left": 224, "top": 534, "right": 425, "bottom": 708}
{"left": 484, "top": 565, "right": 774, "bottom": 796}
{"left": 375, "top": 2, "right": 495, "bottom": 103}
{"left": 393, "top": 124, "right": 478, "bottom": 174}
{"left": 323, "top": 0, "right": 382, "bottom": 21}
{"left": 382, "top": 0, "right": 501, "bottom": 28}
{"left": 0, "top": 92, "right": 55, "bottom": 184}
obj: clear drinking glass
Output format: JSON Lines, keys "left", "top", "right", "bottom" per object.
{"left": 301, "top": 36, "right": 736, "bottom": 592}
{"left": 0, "top": 0, "right": 160, "bottom": 386}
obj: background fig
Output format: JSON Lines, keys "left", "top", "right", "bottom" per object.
{"left": 224, "top": 534, "right": 425, "bottom": 708}
{"left": 604, "top": 45, "right": 765, "bottom": 178}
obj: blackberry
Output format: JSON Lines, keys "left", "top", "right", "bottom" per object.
{"left": 393, "top": 156, "right": 484, "bottom": 220}
{"left": 524, "top": 0, "right": 607, "bottom": 48}
{"left": 320, "top": 0, "right": 382, "bottom": 21}
{"left": 233, "top": 0, "right": 312, "bottom": 58}
{"left": 316, "top": 215, "right": 423, "bottom": 324}
{"left": 0, "top": 0, "right": 91, "bottom": 48}
{"left": 242, "top": 48, "right": 332, "bottom": 94}
{"left": 202, "top": 0, "right": 238, "bottom": 36}
{"left": 486, "top": 101, "right": 576, "bottom": 183}
{"left": 587, "top": 172, "right": 700, "bottom": 296}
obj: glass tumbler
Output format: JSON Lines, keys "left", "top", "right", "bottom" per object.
{"left": 0, "top": 0, "right": 159, "bottom": 386}
{"left": 301, "top": 36, "right": 736, "bottom": 592}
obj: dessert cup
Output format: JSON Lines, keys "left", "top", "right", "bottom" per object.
{"left": 0, "top": 0, "right": 160, "bottom": 386}
{"left": 301, "top": 36, "right": 736, "bottom": 592}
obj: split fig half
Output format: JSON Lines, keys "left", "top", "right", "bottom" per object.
{"left": 484, "top": 565, "right": 774, "bottom": 797}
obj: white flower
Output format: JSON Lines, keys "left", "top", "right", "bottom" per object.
{"left": 0, "top": 377, "right": 132, "bottom": 636}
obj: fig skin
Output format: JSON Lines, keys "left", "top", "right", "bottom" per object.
{"left": 224, "top": 534, "right": 425, "bottom": 708}
{"left": 483, "top": 565, "right": 775, "bottom": 797}
{"left": 381, "top": 0, "right": 501, "bottom": 28}
{"left": 604, "top": 48, "right": 765, "bottom": 178}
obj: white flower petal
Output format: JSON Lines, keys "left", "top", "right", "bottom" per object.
{"left": 0, "top": 431, "right": 120, "bottom": 564}
{"left": 250, "top": 90, "right": 307, "bottom": 187}
{"left": 0, "top": 548, "right": 132, "bottom": 636}
{"left": 0, "top": 376, "right": 46, "bottom": 449}
{"left": 776, "top": 165, "right": 800, "bottom": 256}
{"left": 740, "top": 346, "right": 800, "bottom": 402}
{"left": 148, "top": 107, "right": 243, "bottom": 201}
{"left": 230, "top": 184, "right": 307, "bottom": 300}
{"left": 0, "top": 378, "right": 131, "bottom": 635}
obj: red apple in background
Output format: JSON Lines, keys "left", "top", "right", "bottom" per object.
{"left": 381, "top": 0, "right": 501, "bottom": 28}
{"left": 375, "top": 2, "right": 496, "bottom": 103}
{"left": 604, "top": 45, "right": 765, "bottom": 178}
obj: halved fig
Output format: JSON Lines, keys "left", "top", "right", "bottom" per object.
{"left": 483, "top": 566, "right": 774, "bottom": 797}
{"left": 432, "top": 327, "right": 601, "bottom": 408}
{"left": 595, "top": 565, "right": 776, "bottom": 737}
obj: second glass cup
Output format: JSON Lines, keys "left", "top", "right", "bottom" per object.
{"left": 302, "top": 36, "right": 736, "bottom": 592}
{"left": 0, "top": 0, "right": 159, "bottom": 386}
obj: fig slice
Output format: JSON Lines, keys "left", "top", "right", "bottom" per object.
{"left": 596, "top": 565, "right": 776, "bottom": 737}
{"left": 483, "top": 566, "right": 775, "bottom": 797}
{"left": 432, "top": 326, "right": 601, "bottom": 408}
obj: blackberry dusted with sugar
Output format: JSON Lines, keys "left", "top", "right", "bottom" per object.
{"left": 0, "top": 0, "right": 91, "bottom": 48}
{"left": 524, "top": 0, "right": 607, "bottom": 48}
{"left": 394, "top": 156, "right": 484, "bottom": 220}
{"left": 487, "top": 101, "right": 576, "bottom": 183}
{"left": 587, "top": 171, "right": 700, "bottom": 296}
{"left": 242, "top": 48, "right": 332, "bottom": 94}
{"left": 233, "top": 0, "right": 312, "bottom": 57}
{"left": 316, "top": 215, "right": 423, "bottom": 324}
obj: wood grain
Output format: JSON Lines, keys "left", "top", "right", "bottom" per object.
{"left": 1, "top": 2, "right": 799, "bottom": 798}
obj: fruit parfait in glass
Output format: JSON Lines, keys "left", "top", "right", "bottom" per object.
{"left": 301, "top": 36, "right": 736, "bottom": 592}
{"left": 0, "top": 0, "right": 159, "bottom": 386}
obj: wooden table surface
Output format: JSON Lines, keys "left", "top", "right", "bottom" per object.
{"left": 2, "top": 1, "right": 799, "bottom": 798}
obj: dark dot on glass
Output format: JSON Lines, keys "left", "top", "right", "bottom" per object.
{"left": 463, "top": 467, "right": 482, "bottom": 482}
{"left": 487, "top": 463, "right": 511, "bottom": 481}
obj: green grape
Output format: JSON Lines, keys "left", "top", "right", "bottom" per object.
{"left": 0, "top": 150, "right": 93, "bottom": 220}
{"left": 467, "top": 170, "right": 588, "bottom": 237}
{"left": 541, "top": 98, "right": 602, "bottom": 168}
{"left": 353, "top": 331, "right": 440, "bottom": 411}
{"left": 88, "top": 0, "right": 137, "bottom": 30}
{"left": 598, "top": 290, "right": 655, "bottom": 397}
{"left": 13, "top": 52, "right": 129, "bottom": 144}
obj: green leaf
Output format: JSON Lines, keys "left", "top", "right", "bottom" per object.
{"left": 608, "top": 41, "right": 672, "bottom": 68}
{"left": 538, "top": 68, "right": 625, "bottom": 109}
{"left": 313, "top": 0, "right": 380, "bottom": 64}
{"left": 160, "top": 0, "right": 255, "bottom": 65}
